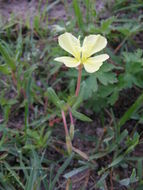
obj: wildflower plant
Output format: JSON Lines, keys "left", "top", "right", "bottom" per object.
{"left": 55, "top": 32, "right": 109, "bottom": 73}
{"left": 55, "top": 32, "right": 109, "bottom": 153}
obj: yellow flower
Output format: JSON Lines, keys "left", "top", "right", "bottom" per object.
{"left": 54, "top": 32, "right": 109, "bottom": 73}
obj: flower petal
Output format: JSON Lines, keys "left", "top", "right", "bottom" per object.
{"left": 82, "top": 35, "right": 107, "bottom": 58}
{"left": 58, "top": 32, "right": 81, "bottom": 59}
{"left": 89, "top": 54, "right": 109, "bottom": 62}
{"left": 54, "top": 56, "right": 80, "bottom": 68}
{"left": 83, "top": 61, "right": 103, "bottom": 73}
{"left": 83, "top": 54, "right": 109, "bottom": 73}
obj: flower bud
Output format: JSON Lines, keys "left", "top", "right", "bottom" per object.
{"left": 66, "top": 135, "right": 72, "bottom": 155}
{"left": 69, "top": 124, "right": 75, "bottom": 141}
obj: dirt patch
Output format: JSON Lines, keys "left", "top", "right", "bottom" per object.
{"left": 0, "top": 0, "right": 66, "bottom": 24}
{"left": 0, "top": 0, "right": 39, "bottom": 25}
{"left": 48, "top": 2, "right": 67, "bottom": 21}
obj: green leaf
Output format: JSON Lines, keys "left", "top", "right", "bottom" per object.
{"left": 46, "top": 87, "right": 65, "bottom": 109}
{"left": 96, "top": 72, "right": 117, "bottom": 85}
{"left": 4, "top": 162, "right": 25, "bottom": 189}
{"left": 125, "top": 132, "right": 139, "bottom": 154}
{"left": 89, "top": 152, "right": 107, "bottom": 160}
{"left": 63, "top": 166, "right": 89, "bottom": 179}
{"left": 137, "top": 160, "right": 143, "bottom": 181}
{"left": 119, "top": 169, "right": 138, "bottom": 187}
{"left": 108, "top": 155, "right": 124, "bottom": 168}
{"left": 43, "top": 130, "right": 51, "bottom": 145}
{"left": 0, "top": 64, "right": 11, "bottom": 74}
{"left": 84, "top": 75, "right": 98, "bottom": 99}
{"left": 71, "top": 109, "right": 92, "bottom": 122}
{"left": 116, "top": 129, "right": 128, "bottom": 144}
{"left": 118, "top": 92, "right": 143, "bottom": 128}
{"left": 119, "top": 178, "right": 130, "bottom": 186}
{"left": 73, "top": 0, "right": 84, "bottom": 30}
{"left": 25, "top": 151, "right": 40, "bottom": 190}
{"left": 96, "top": 172, "right": 109, "bottom": 188}
{"left": 49, "top": 153, "right": 74, "bottom": 190}
{"left": 130, "top": 168, "right": 138, "bottom": 183}
{"left": 108, "top": 90, "right": 119, "bottom": 105}
{"left": 100, "top": 17, "right": 115, "bottom": 34}
{"left": 100, "top": 63, "right": 116, "bottom": 72}
{"left": 27, "top": 129, "right": 39, "bottom": 140}
{"left": 0, "top": 41, "right": 16, "bottom": 71}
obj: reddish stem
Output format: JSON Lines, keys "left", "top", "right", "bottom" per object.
{"left": 20, "top": 88, "right": 27, "bottom": 99}
{"left": 12, "top": 71, "right": 17, "bottom": 87}
{"left": 44, "top": 97, "right": 48, "bottom": 114}
{"left": 61, "top": 110, "right": 69, "bottom": 136}
{"left": 75, "top": 65, "right": 82, "bottom": 97}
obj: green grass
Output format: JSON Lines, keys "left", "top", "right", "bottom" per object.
{"left": 0, "top": 0, "right": 143, "bottom": 189}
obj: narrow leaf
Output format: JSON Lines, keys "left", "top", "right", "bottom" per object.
{"left": 49, "top": 153, "right": 74, "bottom": 190}
{"left": 0, "top": 41, "right": 16, "bottom": 71}
{"left": 46, "top": 87, "right": 65, "bottom": 109}
{"left": 72, "top": 109, "right": 92, "bottom": 122}
{"left": 0, "top": 64, "right": 11, "bottom": 74}
{"left": 118, "top": 92, "right": 143, "bottom": 128}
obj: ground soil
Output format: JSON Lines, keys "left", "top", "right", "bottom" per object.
{"left": 0, "top": 0, "right": 37, "bottom": 23}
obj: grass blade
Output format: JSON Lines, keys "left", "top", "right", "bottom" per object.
{"left": 0, "top": 41, "right": 16, "bottom": 71}
{"left": 49, "top": 153, "right": 74, "bottom": 190}
{"left": 73, "top": 0, "right": 84, "bottom": 30}
{"left": 118, "top": 92, "right": 143, "bottom": 129}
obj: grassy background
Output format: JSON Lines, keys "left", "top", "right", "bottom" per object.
{"left": 0, "top": 0, "right": 143, "bottom": 189}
